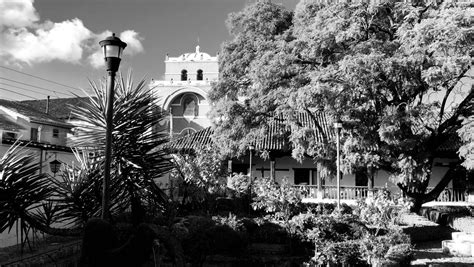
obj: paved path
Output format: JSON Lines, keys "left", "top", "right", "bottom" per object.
{"left": 411, "top": 239, "right": 474, "bottom": 266}
{"left": 401, "top": 213, "right": 474, "bottom": 266}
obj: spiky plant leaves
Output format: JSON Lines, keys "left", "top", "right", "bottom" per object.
{"left": 69, "top": 71, "right": 172, "bottom": 220}
{"left": 49, "top": 149, "right": 103, "bottom": 226}
{"left": 0, "top": 142, "right": 53, "bottom": 234}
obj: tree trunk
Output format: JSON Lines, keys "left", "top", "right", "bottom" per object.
{"left": 402, "top": 165, "right": 463, "bottom": 213}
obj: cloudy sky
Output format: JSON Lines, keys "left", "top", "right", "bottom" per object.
{"left": 0, "top": 0, "right": 299, "bottom": 101}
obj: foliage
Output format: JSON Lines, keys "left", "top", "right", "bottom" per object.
{"left": 0, "top": 142, "right": 53, "bottom": 236}
{"left": 210, "top": 0, "right": 474, "bottom": 209}
{"left": 251, "top": 177, "right": 302, "bottom": 221}
{"left": 458, "top": 114, "right": 474, "bottom": 170}
{"left": 384, "top": 243, "right": 414, "bottom": 266}
{"left": 49, "top": 150, "right": 103, "bottom": 226}
{"left": 178, "top": 216, "right": 247, "bottom": 263}
{"left": 359, "top": 228, "right": 412, "bottom": 265}
{"left": 451, "top": 216, "right": 474, "bottom": 233}
{"left": 170, "top": 146, "right": 227, "bottom": 206}
{"left": 70, "top": 72, "right": 172, "bottom": 221}
{"left": 353, "top": 189, "right": 411, "bottom": 233}
{"left": 250, "top": 222, "right": 289, "bottom": 244}
{"left": 212, "top": 212, "right": 242, "bottom": 231}
{"left": 227, "top": 173, "right": 251, "bottom": 196}
{"left": 296, "top": 202, "right": 353, "bottom": 215}
{"left": 288, "top": 212, "right": 368, "bottom": 266}
{"left": 311, "top": 240, "right": 365, "bottom": 267}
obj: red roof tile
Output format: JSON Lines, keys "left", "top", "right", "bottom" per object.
{"left": 0, "top": 100, "right": 71, "bottom": 128}
{"left": 167, "top": 112, "right": 335, "bottom": 152}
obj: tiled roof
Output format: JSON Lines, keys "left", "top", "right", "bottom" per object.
{"left": 0, "top": 100, "right": 71, "bottom": 128}
{"left": 20, "top": 97, "right": 92, "bottom": 121}
{"left": 168, "top": 127, "right": 214, "bottom": 152}
{"left": 167, "top": 112, "right": 459, "bottom": 154}
{"left": 0, "top": 114, "right": 25, "bottom": 131}
{"left": 1, "top": 138, "right": 72, "bottom": 152}
{"left": 167, "top": 112, "right": 335, "bottom": 153}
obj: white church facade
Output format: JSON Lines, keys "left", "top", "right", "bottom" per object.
{"left": 150, "top": 46, "right": 218, "bottom": 138}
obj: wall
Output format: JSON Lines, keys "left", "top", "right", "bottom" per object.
{"left": 235, "top": 154, "right": 455, "bottom": 194}
{"left": 165, "top": 61, "right": 218, "bottom": 81}
{"left": 0, "top": 144, "right": 78, "bottom": 248}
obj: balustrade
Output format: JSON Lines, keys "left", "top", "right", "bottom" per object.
{"left": 294, "top": 185, "right": 468, "bottom": 203}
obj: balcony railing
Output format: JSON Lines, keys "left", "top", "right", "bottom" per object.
{"left": 294, "top": 185, "right": 468, "bottom": 203}
{"left": 426, "top": 187, "right": 467, "bottom": 202}
{"left": 293, "top": 185, "right": 384, "bottom": 200}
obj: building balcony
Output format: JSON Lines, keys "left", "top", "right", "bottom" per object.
{"left": 294, "top": 185, "right": 469, "bottom": 205}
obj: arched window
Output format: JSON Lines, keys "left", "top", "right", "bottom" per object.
{"left": 181, "top": 69, "right": 188, "bottom": 81}
{"left": 197, "top": 69, "right": 203, "bottom": 81}
{"left": 182, "top": 95, "right": 198, "bottom": 117}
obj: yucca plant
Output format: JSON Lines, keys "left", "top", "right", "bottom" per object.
{"left": 0, "top": 142, "right": 81, "bottom": 240}
{"left": 0, "top": 142, "right": 53, "bottom": 245}
{"left": 70, "top": 71, "right": 172, "bottom": 223}
{"left": 49, "top": 149, "right": 103, "bottom": 227}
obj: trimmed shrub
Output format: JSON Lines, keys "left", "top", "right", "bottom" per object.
{"left": 251, "top": 222, "right": 289, "bottom": 244}
{"left": 451, "top": 216, "right": 474, "bottom": 233}
{"left": 384, "top": 243, "right": 413, "bottom": 266}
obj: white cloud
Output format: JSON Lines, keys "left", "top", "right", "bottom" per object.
{"left": 0, "top": 0, "right": 144, "bottom": 67}
{"left": 0, "top": 0, "right": 39, "bottom": 28}
{"left": 120, "top": 30, "right": 144, "bottom": 55}
{"left": 2, "top": 19, "right": 92, "bottom": 65}
{"left": 87, "top": 30, "right": 144, "bottom": 69}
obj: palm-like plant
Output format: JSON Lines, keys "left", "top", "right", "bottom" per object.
{"left": 0, "top": 142, "right": 53, "bottom": 245}
{"left": 50, "top": 150, "right": 103, "bottom": 226}
{"left": 70, "top": 72, "right": 172, "bottom": 223}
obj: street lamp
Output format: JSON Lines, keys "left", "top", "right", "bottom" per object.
{"left": 49, "top": 159, "right": 62, "bottom": 176}
{"left": 99, "top": 33, "right": 127, "bottom": 220}
{"left": 334, "top": 121, "right": 343, "bottom": 210}
{"left": 249, "top": 145, "right": 255, "bottom": 182}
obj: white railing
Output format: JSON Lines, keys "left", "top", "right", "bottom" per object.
{"left": 293, "top": 185, "right": 384, "bottom": 200}
{"left": 426, "top": 187, "right": 467, "bottom": 202}
{"left": 294, "top": 185, "right": 469, "bottom": 202}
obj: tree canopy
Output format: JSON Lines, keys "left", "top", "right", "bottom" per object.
{"left": 210, "top": 0, "right": 473, "bottom": 208}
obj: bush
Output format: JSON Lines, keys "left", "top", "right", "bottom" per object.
{"left": 296, "top": 202, "right": 353, "bottom": 215}
{"left": 227, "top": 173, "right": 251, "bottom": 196}
{"left": 384, "top": 243, "right": 413, "bottom": 266}
{"left": 354, "top": 189, "right": 411, "bottom": 234}
{"left": 359, "top": 227, "right": 411, "bottom": 264}
{"left": 251, "top": 177, "right": 302, "bottom": 221}
{"left": 212, "top": 212, "right": 242, "bottom": 231}
{"left": 310, "top": 240, "right": 366, "bottom": 267}
{"left": 251, "top": 222, "right": 289, "bottom": 244}
{"left": 451, "top": 216, "right": 474, "bottom": 233}
{"left": 180, "top": 216, "right": 247, "bottom": 262}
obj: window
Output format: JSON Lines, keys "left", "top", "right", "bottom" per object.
{"left": 293, "top": 168, "right": 318, "bottom": 185}
{"left": 181, "top": 69, "right": 188, "bottom": 81}
{"left": 182, "top": 95, "right": 198, "bottom": 117}
{"left": 197, "top": 69, "right": 203, "bottom": 80}
{"left": 52, "top": 129, "right": 59, "bottom": 138}
{"left": 2, "top": 132, "right": 16, "bottom": 140}
{"left": 355, "top": 170, "right": 368, "bottom": 186}
{"left": 31, "top": 128, "right": 38, "bottom": 142}
{"left": 232, "top": 164, "right": 249, "bottom": 175}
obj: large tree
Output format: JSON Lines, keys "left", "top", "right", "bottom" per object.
{"left": 210, "top": 0, "right": 473, "bottom": 210}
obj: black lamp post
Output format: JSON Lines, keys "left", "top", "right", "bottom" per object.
{"left": 334, "top": 121, "right": 343, "bottom": 210}
{"left": 99, "top": 33, "right": 127, "bottom": 220}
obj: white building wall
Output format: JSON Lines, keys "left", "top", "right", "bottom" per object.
{"left": 246, "top": 155, "right": 454, "bottom": 195}
{"left": 0, "top": 144, "right": 78, "bottom": 248}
